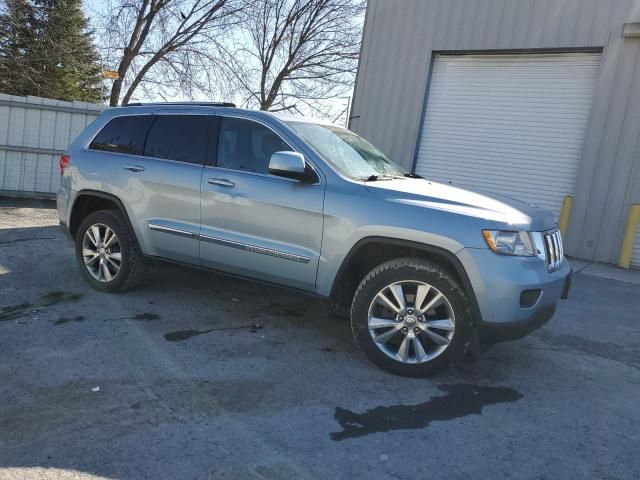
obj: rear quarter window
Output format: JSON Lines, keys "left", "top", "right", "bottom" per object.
{"left": 89, "top": 115, "right": 153, "bottom": 155}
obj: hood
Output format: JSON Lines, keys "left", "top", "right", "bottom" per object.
{"left": 364, "top": 178, "right": 558, "bottom": 231}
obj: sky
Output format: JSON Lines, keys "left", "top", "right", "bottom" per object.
{"left": 81, "top": 0, "right": 359, "bottom": 122}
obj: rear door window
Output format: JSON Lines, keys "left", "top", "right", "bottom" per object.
{"left": 144, "top": 115, "right": 210, "bottom": 165}
{"left": 89, "top": 115, "right": 153, "bottom": 155}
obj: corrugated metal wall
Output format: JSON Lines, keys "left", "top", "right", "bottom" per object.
{"left": 350, "top": 0, "right": 640, "bottom": 264}
{"left": 0, "top": 93, "right": 104, "bottom": 197}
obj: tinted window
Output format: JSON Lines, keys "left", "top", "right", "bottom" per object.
{"left": 144, "top": 115, "right": 210, "bottom": 165}
{"left": 217, "top": 117, "right": 291, "bottom": 174}
{"left": 90, "top": 115, "right": 153, "bottom": 155}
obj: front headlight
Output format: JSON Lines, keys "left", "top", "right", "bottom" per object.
{"left": 482, "top": 230, "right": 536, "bottom": 256}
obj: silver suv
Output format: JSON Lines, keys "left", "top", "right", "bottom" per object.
{"left": 57, "top": 102, "right": 572, "bottom": 377}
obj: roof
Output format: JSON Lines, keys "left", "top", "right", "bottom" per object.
{"left": 107, "top": 103, "right": 338, "bottom": 127}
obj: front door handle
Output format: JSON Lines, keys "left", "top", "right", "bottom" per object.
{"left": 124, "top": 164, "right": 145, "bottom": 172}
{"left": 208, "top": 178, "right": 235, "bottom": 188}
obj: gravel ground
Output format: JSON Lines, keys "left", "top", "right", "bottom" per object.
{"left": 0, "top": 199, "right": 639, "bottom": 480}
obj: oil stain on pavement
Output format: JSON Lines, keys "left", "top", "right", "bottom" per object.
{"left": 164, "top": 323, "right": 264, "bottom": 341}
{"left": 164, "top": 329, "right": 212, "bottom": 342}
{"left": 53, "top": 315, "right": 85, "bottom": 325}
{"left": 330, "top": 383, "right": 523, "bottom": 441}
{"left": 41, "top": 291, "right": 83, "bottom": 306}
{"left": 1, "top": 291, "right": 83, "bottom": 322}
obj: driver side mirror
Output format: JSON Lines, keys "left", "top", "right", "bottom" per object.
{"left": 268, "top": 151, "right": 313, "bottom": 182}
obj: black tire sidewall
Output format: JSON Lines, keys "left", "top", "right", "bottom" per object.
{"left": 351, "top": 259, "right": 473, "bottom": 377}
{"left": 74, "top": 210, "right": 135, "bottom": 293}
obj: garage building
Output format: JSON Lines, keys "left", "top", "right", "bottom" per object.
{"left": 350, "top": 0, "right": 640, "bottom": 267}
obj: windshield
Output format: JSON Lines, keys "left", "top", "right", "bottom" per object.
{"left": 286, "top": 121, "right": 406, "bottom": 180}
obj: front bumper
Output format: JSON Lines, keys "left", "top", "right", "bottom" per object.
{"left": 477, "top": 303, "right": 556, "bottom": 344}
{"left": 457, "top": 247, "right": 572, "bottom": 343}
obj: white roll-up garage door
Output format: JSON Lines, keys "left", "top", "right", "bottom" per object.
{"left": 415, "top": 52, "right": 601, "bottom": 217}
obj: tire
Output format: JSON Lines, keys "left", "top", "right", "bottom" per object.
{"left": 350, "top": 257, "right": 473, "bottom": 377}
{"left": 75, "top": 209, "right": 146, "bottom": 292}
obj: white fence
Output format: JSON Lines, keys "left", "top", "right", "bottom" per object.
{"left": 0, "top": 93, "right": 104, "bottom": 197}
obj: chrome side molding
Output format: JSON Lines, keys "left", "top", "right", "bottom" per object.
{"left": 148, "top": 223, "right": 310, "bottom": 264}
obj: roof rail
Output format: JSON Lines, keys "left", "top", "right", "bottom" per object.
{"left": 126, "top": 101, "right": 236, "bottom": 107}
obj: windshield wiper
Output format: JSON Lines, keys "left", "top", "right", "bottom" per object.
{"left": 362, "top": 174, "right": 396, "bottom": 181}
{"left": 404, "top": 172, "right": 422, "bottom": 178}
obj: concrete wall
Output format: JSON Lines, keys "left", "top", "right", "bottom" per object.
{"left": 351, "top": 0, "right": 640, "bottom": 264}
{"left": 0, "top": 93, "right": 104, "bottom": 197}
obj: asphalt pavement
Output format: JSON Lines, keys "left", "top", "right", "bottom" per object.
{"left": 1, "top": 198, "right": 639, "bottom": 479}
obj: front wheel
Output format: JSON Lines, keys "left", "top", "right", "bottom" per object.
{"left": 75, "top": 210, "right": 146, "bottom": 292}
{"left": 350, "top": 258, "right": 473, "bottom": 377}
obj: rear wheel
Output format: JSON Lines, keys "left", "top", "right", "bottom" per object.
{"left": 75, "top": 210, "right": 146, "bottom": 292}
{"left": 351, "top": 258, "right": 473, "bottom": 377}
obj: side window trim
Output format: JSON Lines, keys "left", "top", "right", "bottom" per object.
{"left": 142, "top": 115, "right": 157, "bottom": 158}
{"left": 210, "top": 115, "right": 320, "bottom": 184}
{"left": 207, "top": 115, "right": 221, "bottom": 167}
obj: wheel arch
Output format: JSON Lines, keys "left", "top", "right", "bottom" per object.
{"left": 69, "top": 190, "right": 137, "bottom": 244}
{"left": 329, "top": 237, "right": 482, "bottom": 325}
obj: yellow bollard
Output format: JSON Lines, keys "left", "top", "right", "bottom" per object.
{"left": 618, "top": 204, "right": 640, "bottom": 269}
{"left": 558, "top": 195, "right": 573, "bottom": 237}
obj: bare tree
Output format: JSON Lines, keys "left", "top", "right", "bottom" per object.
{"left": 222, "top": 0, "right": 364, "bottom": 114}
{"left": 97, "top": 0, "right": 241, "bottom": 106}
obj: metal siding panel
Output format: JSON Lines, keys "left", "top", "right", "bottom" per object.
{"left": 38, "top": 110, "right": 57, "bottom": 149}
{"left": 35, "top": 153, "right": 55, "bottom": 193}
{"left": 0, "top": 93, "right": 102, "bottom": 195}
{"left": 525, "top": 0, "right": 550, "bottom": 46}
{"left": 563, "top": 42, "right": 621, "bottom": 257}
{"left": 590, "top": 0, "right": 615, "bottom": 45}
{"left": 484, "top": 0, "right": 507, "bottom": 49}
{"left": 380, "top": 0, "right": 420, "bottom": 159}
{"left": 389, "top": 0, "right": 431, "bottom": 162}
{"left": 511, "top": 0, "right": 536, "bottom": 47}
{"left": 0, "top": 150, "right": 6, "bottom": 190}
{"left": 70, "top": 114, "right": 87, "bottom": 144}
{"left": 497, "top": 0, "right": 520, "bottom": 47}
{"left": 4, "top": 151, "right": 22, "bottom": 190}
{"left": 469, "top": 0, "right": 492, "bottom": 47}
{"left": 595, "top": 41, "right": 640, "bottom": 262}
{"left": 53, "top": 112, "right": 71, "bottom": 151}
{"left": 458, "top": 0, "right": 480, "bottom": 48}
{"left": 24, "top": 107, "right": 41, "bottom": 151}
{"left": 434, "top": 0, "right": 454, "bottom": 48}
{"left": 447, "top": 0, "right": 467, "bottom": 49}
{"left": 576, "top": 39, "right": 637, "bottom": 261}
{"left": 8, "top": 106, "right": 25, "bottom": 146}
{"left": 542, "top": 0, "right": 565, "bottom": 46}
{"left": 415, "top": 53, "right": 601, "bottom": 217}
{"left": 359, "top": 0, "right": 391, "bottom": 156}
{"left": 22, "top": 152, "right": 37, "bottom": 192}
{"left": 0, "top": 105, "right": 9, "bottom": 145}
{"left": 556, "top": 0, "right": 582, "bottom": 46}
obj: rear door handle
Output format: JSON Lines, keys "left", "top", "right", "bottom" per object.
{"left": 124, "top": 164, "right": 145, "bottom": 172}
{"left": 208, "top": 178, "right": 235, "bottom": 188}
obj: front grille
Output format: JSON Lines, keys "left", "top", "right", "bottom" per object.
{"left": 544, "top": 230, "right": 564, "bottom": 271}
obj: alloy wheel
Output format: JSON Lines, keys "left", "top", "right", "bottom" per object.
{"left": 82, "top": 223, "right": 122, "bottom": 282}
{"left": 367, "top": 280, "right": 455, "bottom": 364}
